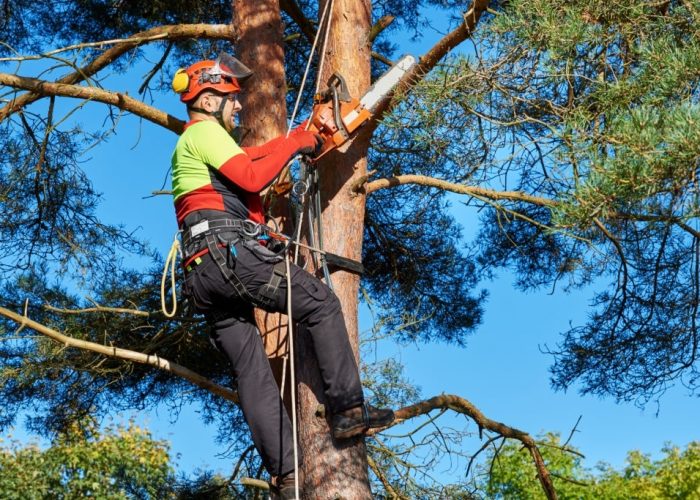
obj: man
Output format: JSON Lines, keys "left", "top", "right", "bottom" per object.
{"left": 170, "top": 53, "right": 394, "bottom": 498}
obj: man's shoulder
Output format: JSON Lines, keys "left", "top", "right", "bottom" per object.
{"left": 177, "top": 120, "right": 230, "bottom": 151}
{"left": 184, "top": 119, "right": 226, "bottom": 136}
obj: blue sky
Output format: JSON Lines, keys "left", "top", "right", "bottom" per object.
{"left": 4, "top": 4, "right": 700, "bottom": 486}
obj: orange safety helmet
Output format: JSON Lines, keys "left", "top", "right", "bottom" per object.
{"left": 172, "top": 53, "right": 253, "bottom": 103}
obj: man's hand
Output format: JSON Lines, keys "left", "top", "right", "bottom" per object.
{"left": 293, "top": 130, "right": 324, "bottom": 158}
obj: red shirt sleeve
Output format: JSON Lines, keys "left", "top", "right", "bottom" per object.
{"left": 241, "top": 136, "right": 288, "bottom": 160}
{"left": 218, "top": 137, "right": 301, "bottom": 192}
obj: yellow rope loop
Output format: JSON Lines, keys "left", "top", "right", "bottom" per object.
{"left": 161, "top": 233, "right": 181, "bottom": 318}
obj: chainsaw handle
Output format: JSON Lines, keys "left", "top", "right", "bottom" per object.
{"left": 317, "top": 72, "right": 351, "bottom": 102}
{"left": 328, "top": 73, "right": 351, "bottom": 101}
{"left": 331, "top": 85, "right": 350, "bottom": 141}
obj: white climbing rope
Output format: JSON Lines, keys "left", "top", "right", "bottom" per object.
{"left": 160, "top": 232, "right": 181, "bottom": 318}
{"left": 284, "top": 252, "right": 301, "bottom": 499}
{"left": 287, "top": 0, "right": 336, "bottom": 135}
{"left": 281, "top": 1, "right": 338, "bottom": 497}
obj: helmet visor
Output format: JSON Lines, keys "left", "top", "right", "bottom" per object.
{"left": 211, "top": 52, "right": 254, "bottom": 81}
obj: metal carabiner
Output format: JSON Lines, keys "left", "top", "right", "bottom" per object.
{"left": 293, "top": 180, "right": 309, "bottom": 197}
{"left": 176, "top": 229, "right": 184, "bottom": 259}
{"left": 242, "top": 220, "right": 262, "bottom": 238}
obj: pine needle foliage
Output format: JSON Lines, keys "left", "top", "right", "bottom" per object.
{"left": 457, "top": 0, "right": 700, "bottom": 402}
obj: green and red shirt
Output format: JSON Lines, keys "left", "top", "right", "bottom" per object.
{"left": 171, "top": 120, "right": 299, "bottom": 226}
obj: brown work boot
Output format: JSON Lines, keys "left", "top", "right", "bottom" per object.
{"left": 270, "top": 471, "right": 300, "bottom": 500}
{"left": 332, "top": 403, "right": 395, "bottom": 439}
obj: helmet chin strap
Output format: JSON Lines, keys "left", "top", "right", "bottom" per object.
{"left": 188, "top": 96, "right": 229, "bottom": 130}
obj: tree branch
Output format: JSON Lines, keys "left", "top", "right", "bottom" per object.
{"left": 369, "top": 15, "right": 395, "bottom": 43}
{"left": 0, "top": 72, "right": 185, "bottom": 133}
{"left": 371, "top": 51, "right": 395, "bottom": 67}
{"left": 356, "top": 174, "right": 556, "bottom": 207}
{"left": 370, "top": 394, "right": 558, "bottom": 500}
{"left": 240, "top": 477, "right": 270, "bottom": 490}
{"left": 0, "top": 23, "right": 235, "bottom": 123}
{"left": 367, "top": 454, "right": 407, "bottom": 499}
{"left": 279, "top": 0, "right": 316, "bottom": 44}
{"left": 44, "top": 304, "right": 152, "bottom": 317}
{"left": 356, "top": 174, "right": 700, "bottom": 242}
{"left": 0, "top": 305, "right": 238, "bottom": 404}
{"left": 366, "top": 0, "right": 491, "bottom": 131}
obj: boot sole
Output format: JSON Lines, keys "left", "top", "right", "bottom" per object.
{"left": 332, "top": 422, "right": 368, "bottom": 439}
{"left": 333, "top": 416, "right": 395, "bottom": 439}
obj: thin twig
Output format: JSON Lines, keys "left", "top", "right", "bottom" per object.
{"left": 139, "top": 42, "right": 174, "bottom": 95}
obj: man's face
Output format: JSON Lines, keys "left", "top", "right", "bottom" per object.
{"left": 218, "top": 93, "right": 242, "bottom": 133}
{"left": 196, "top": 92, "right": 242, "bottom": 133}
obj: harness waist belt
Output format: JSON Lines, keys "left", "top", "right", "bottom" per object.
{"left": 181, "top": 217, "right": 268, "bottom": 261}
{"left": 182, "top": 218, "right": 250, "bottom": 249}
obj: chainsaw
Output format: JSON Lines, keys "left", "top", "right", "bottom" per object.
{"left": 266, "top": 56, "right": 416, "bottom": 274}
{"left": 306, "top": 54, "right": 416, "bottom": 160}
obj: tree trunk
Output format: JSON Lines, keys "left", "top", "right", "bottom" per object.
{"left": 233, "top": 0, "right": 294, "bottom": 409}
{"left": 296, "top": 0, "right": 373, "bottom": 498}
{"left": 235, "top": 0, "right": 374, "bottom": 497}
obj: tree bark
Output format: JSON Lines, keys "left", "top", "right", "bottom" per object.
{"left": 236, "top": 0, "right": 374, "bottom": 496}
{"left": 296, "top": 0, "right": 373, "bottom": 498}
{"left": 234, "top": 0, "right": 288, "bottom": 145}
{"left": 233, "top": 0, "right": 295, "bottom": 410}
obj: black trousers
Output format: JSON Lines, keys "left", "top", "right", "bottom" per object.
{"left": 184, "top": 237, "right": 364, "bottom": 476}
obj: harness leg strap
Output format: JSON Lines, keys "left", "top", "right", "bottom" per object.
{"left": 256, "top": 261, "right": 287, "bottom": 309}
{"left": 205, "top": 233, "right": 256, "bottom": 304}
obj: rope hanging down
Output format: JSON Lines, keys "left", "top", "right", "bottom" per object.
{"left": 280, "top": 1, "right": 337, "bottom": 497}
{"left": 161, "top": 232, "right": 181, "bottom": 318}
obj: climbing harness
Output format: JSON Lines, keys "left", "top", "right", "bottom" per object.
{"left": 179, "top": 216, "right": 295, "bottom": 309}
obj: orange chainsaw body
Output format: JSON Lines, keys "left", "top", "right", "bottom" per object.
{"left": 301, "top": 56, "right": 416, "bottom": 160}
{"left": 309, "top": 98, "right": 372, "bottom": 158}
{"left": 307, "top": 73, "right": 372, "bottom": 159}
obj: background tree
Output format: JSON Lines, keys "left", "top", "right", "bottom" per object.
{"left": 1, "top": 0, "right": 699, "bottom": 497}
{"left": 484, "top": 435, "right": 700, "bottom": 499}
{"left": 0, "top": 422, "right": 172, "bottom": 499}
